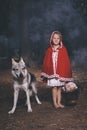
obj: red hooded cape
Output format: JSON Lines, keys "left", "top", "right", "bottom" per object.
{"left": 41, "top": 44, "right": 73, "bottom": 82}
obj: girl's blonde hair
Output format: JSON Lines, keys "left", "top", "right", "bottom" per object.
{"left": 50, "top": 31, "right": 62, "bottom": 45}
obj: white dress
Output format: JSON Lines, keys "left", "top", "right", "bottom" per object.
{"left": 47, "top": 50, "right": 64, "bottom": 87}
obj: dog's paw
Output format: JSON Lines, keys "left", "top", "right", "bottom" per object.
{"left": 38, "top": 101, "right": 42, "bottom": 105}
{"left": 8, "top": 110, "right": 15, "bottom": 114}
{"left": 27, "top": 108, "right": 32, "bottom": 112}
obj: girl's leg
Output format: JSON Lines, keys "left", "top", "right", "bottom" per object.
{"left": 52, "top": 87, "right": 58, "bottom": 108}
{"left": 57, "top": 87, "right": 64, "bottom": 108}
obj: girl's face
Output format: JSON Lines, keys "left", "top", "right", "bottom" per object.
{"left": 52, "top": 34, "right": 61, "bottom": 46}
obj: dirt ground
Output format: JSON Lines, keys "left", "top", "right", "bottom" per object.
{"left": 0, "top": 67, "right": 87, "bottom": 130}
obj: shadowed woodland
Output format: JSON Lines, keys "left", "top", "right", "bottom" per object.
{"left": 0, "top": 0, "right": 87, "bottom": 130}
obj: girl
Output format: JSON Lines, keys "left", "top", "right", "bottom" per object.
{"left": 41, "top": 31, "right": 73, "bottom": 108}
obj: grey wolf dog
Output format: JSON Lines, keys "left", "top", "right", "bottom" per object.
{"left": 8, "top": 57, "right": 41, "bottom": 114}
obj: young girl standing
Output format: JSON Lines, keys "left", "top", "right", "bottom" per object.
{"left": 41, "top": 31, "right": 73, "bottom": 108}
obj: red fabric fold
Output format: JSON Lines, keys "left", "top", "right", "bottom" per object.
{"left": 41, "top": 44, "right": 73, "bottom": 81}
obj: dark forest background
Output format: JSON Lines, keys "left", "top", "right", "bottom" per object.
{"left": 0, "top": 0, "right": 87, "bottom": 69}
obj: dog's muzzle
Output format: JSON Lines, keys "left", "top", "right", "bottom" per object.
{"left": 19, "top": 73, "right": 23, "bottom": 78}
{"left": 15, "top": 73, "right": 23, "bottom": 79}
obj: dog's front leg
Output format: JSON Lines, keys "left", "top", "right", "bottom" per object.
{"left": 8, "top": 89, "right": 19, "bottom": 114}
{"left": 25, "top": 89, "right": 32, "bottom": 112}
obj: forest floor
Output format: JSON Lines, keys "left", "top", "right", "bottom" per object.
{"left": 0, "top": 67, "right": 87, "bottom": 130}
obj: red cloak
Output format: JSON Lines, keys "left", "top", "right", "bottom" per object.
{"left": 41, "top": 44, "right": 73, "bottom": 82}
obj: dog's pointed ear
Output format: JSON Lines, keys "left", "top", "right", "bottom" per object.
{"left": 20, "top": 57, "right": 23, "bottom": 61}
{"left": 20, "top": 57, "right": 24, "bottom": 63}
{"left": 12, "top": 58, "right": 17, "bottom": 64}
